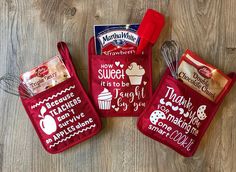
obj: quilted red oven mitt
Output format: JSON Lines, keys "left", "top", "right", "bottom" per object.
{"left": 19, "top": 42, "right": 102, "bottom": 154}
{"left": 88, "top": 37, "right": 153, "bottom": 117}
{"left": 137, "top": 69, "right": 236, "bottom": 157}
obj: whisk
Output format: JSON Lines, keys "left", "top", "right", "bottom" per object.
{"left": 0, "top": 73, "right": 33, "bottom": 98}
{"left": 161, "top": 40, "right": 180, "bottom": 79}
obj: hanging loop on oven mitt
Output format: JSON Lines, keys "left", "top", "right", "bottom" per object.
{"left": 19, "top": 42, "right": 102, "bottom": 154}
{"left": 88, "top": 37, "right": 153, "bottom": 117}
{"left": 137, "top": 69, "right": 236, "bottom": 157}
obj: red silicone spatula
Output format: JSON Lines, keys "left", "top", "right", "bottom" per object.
{"left": 136, "top": 9, "right": 165, "bottom": 54}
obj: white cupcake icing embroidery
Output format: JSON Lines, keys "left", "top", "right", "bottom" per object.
{"left": 126, "top": 62, "right": 145, "bottom": 85}
{"left": 98, "top": 88, "right": 112, "bottom": 110}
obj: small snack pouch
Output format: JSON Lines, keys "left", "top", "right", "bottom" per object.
{"left": 137, "top": 69, "right": 236, "bottom": 157}
{"left": 88, "top": 37, "right": 152, "bottom": 117}
{"left": 19, "top": 42, "right": 102, "bottom": 154}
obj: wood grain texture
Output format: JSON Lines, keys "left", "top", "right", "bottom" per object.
{"left": 225, "top": 0, "right": 236, "bottom": 49}
{"left": 0, "top": 0, "right": 236, "bottom": 172}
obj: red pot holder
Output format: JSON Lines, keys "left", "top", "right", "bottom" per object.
{"left": 137, "top": 69, "right": 236, "bottom": 157}
{"left": 19, "top": 42, "right": 102, "bottom": 154}
{"left": 88, "top": 37, "right": 152, "bottom": 117}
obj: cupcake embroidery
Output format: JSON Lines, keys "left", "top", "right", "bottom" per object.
{"left": 125, "top": 62, "right": 145, "bottom": 85}
{"left": 98, "top": 88, "right": 112, "bottom": 110}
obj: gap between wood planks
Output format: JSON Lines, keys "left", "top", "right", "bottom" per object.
{"left": 0, "top": 144, "right": 3, "bottom": 171}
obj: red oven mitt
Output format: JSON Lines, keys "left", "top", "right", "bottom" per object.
{"left": 19, "top": 42, "right": 102, "bottom": 154}
{"left": 88, "top": 37, "right": 152, "bottom": 117}
{"left": 137, "top": 69, "right": 236, "bottom": 157}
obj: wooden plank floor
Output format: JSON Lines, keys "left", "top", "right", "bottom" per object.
{"left": 0, "top": 0, "right": 236, "bottom": 171}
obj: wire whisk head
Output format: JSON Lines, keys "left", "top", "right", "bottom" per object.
{"left": 161, "top": 40, "right": 181, "bottom": 79}
{"left": 0, "top": 73, "right": 32, "bottom": 98}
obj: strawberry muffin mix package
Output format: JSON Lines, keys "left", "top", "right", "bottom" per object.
{"left": 94, "top": 24, "right": 139, "bottom": 55}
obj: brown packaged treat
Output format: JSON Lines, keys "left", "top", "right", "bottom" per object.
{"left": 178, "top": 49, "right": 232, "bottom": 103}
{"left": 20, "top": 55, "right": 70, "bottom": 95}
